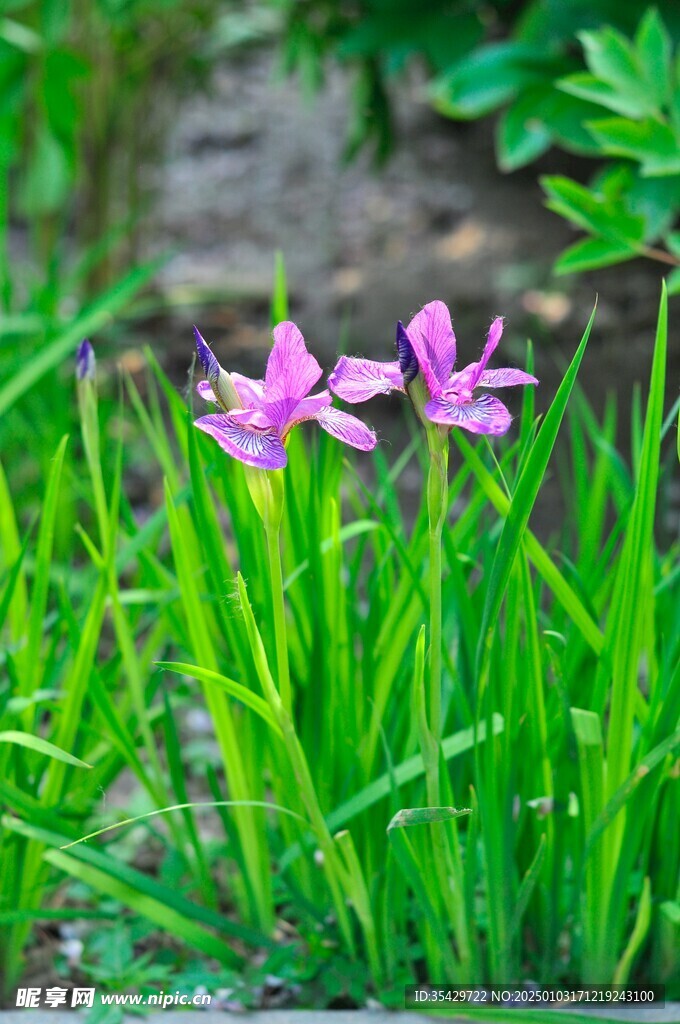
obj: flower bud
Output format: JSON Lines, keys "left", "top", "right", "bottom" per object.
{"left": 193, "top": 326, "right": 242, "bottom": 412}
{"left": 76, "top": 339, "right": 95, "bottom": 382}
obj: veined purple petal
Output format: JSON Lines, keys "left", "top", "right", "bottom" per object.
{"left": 194, "top": 326, "right": 220, "bottom": 390}
{"left": 76, "top": 339, "right": 95, "bottom": 381}
{"left": 479, "top": 367, "right": 538, "bottom": 388}
{"left": 263, "top": 322, "right": 322, "bottom": 430}
{"left": 405, "top": 300, "right": 456, "bottom": 395}
{"left": 425, "top": 393, "right": 512, "bottom": 436}
{"left": 443, "top": 364, "right": 479, "bottom": 402}
{"left": 396, "top": 321, "right": 418, "bottom": 385}
{"left": 195, "top": 414, "right": 287, "bottom": 469}
{"left": 282, "top": 390, "right": 332, "bottom": 433}
{"left": 469, "top": 317, "right": 504, "bottom": 388}
{"left": 315, "top": 407, "right": 377, "bottom": 451}
{"left": 229, "top": 408, "right": 271, "bottom": 429}
{"left": 231, "top": 373, "right": 265, "bottom": 408}
{"left": 328, "top": 356, "right": 404, "bottom": 403}
{"left": 196, "top": 380, "right": 217, "bottom": 403}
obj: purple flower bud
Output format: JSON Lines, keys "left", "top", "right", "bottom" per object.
{"left": 193, "top": 326, "right": 220, "bottom": 389}
{"left": 396, "top": 320, "right": 418, "bottom": 385}
{"left": 76, "top": 339, "right": 95, "bottom": 382}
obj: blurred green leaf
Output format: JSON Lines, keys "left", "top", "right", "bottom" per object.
{"left": 0, "top": 17, "right": 41, "bottom": 53}
{"left": 431, "top": 42, "right": 561, "bottom": 120}
{"left": 635, "top": 8, "right": 672, "bottom": 107}
{"left": 20, "top": 127, "right": 70, "bottom": 215}
{"left": 541, "top": 175, "right": 646, "bottom": 244}
{"left": 586, "top": 116, "right": 680, "bottom": 176}
{"left": 579, "top": 26, "right": 653, "bottom": 113}
{"left": 496, "top": 88, "right": 552, "bottom": 171}
{"left": 554, "top": 236, "right": 637, "bottom": 275}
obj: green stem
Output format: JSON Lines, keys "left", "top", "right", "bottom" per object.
{"left": 266, "top": 522, "right": 292, "bottom": 715}
{"left": 427, "top": 433, "right": 449, "bottom": 761}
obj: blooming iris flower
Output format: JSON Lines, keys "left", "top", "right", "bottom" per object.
{"left": 193, "top": 321, "right": 377, "bottom": 469}
{"left": 329, "top": 300, "right": 537, "bottom": 435}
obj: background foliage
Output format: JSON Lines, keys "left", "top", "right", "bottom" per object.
{"left": 281, "top": 1, "right": 680, "bottom": 280}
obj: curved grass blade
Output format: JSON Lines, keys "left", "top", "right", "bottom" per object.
{"left": 60, "top": 799, "right": 307, "bottom": 848}
{"left": 156, "top": 661, "right": 282, "bottom": 737}
{"left": 0, "top": 731, "right": 91, "bottom": 768}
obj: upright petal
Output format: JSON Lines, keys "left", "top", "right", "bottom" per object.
{"left": 283, "top": 390, "right": 333, "bottom": 434}
{"left": 425, "top": 393, "right": 512, "bottom": 436}
{"left": 195, "top": 414, "right": 287, "bottom": 469}
{"left": 231, "top": 373, "right": 265, "bottom": 409}
{"left": 405, "top": 300, "right": 456, "bottom": 395}
{"left": 263, "top": 321, "right": 320, "bottom": 405}
{"left": 328, "top": 356, "right": 404, "bottom": 403}
{"left": 469, "top": 317, "right": 504, "bottom": 388}
{"left": 314, "top": 407, "right": 377, "bottom": 451}
{"left": 478, "top": 367, "right": 538, "bottom": 388}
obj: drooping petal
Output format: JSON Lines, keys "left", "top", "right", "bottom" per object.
{"left": 328, "top": 356, "right": 404, "bottom": 403}
{"left": 263, "top": 322, "right": 323, "bottom": 430}
{"left": 469, "top": 317, "right": 504, "bottom": 388}
{"left": 314, "top": 407, "right": 377, "bottom": 451}
{"left": 405, "top": 300, "right": 456, "bottom": 395}
{"left": 425, "top": 393, "right": 512, "bottom": 436}
{"left": 396, "top": 321, "right": 418, "bottom": 385}
{"left": 195, "top": 414, "right": 287, "bottom": 469}
{"left": 478, "top": 367, "right": 539, "bottom": 388}
{"left": 196, "top": 380, "right": 217, "bottom": 403}
{"left": 282, "top": 390, "right": 333, "bottom": 433}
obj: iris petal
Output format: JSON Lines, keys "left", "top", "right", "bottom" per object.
{"left": 479, "top": 367, "right": 538, "bottom": 388}
{"left": 315, "top": 407, "right": 377, "bottom": 451}
{"left": 329, "top": 356, "right": 404, "bottom": 403}
{"left": 231, "top": 373, "right": 265, "bottom": 408}
{"left": 195, "top": 414, "right": 287, "bottom": 469}
{"left": 196, "top": 380, "right": 218, "bottom": 403}
{"left": 468, "top": 317, "right": 504, "bottom": 388}
{"left": 425, "top": 393, "right": 512, "bottom": 435}
{"left": 405, "top": 300, "right": 456, "bottom": 395}
{"left": 263, "top": 322, "right": 323, "bottom": 430}
{"left": 283, "top": 391, "right": 333, "bottom": 433}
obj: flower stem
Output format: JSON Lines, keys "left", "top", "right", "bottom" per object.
{"left": 266, "top": 522, "right": 292, "bottom": 716}
{"left": 426, "top": 432, "right": 449, "bottom": 765}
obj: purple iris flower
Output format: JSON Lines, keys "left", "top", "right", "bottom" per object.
{"left": 193, "top": 321, "right": 377, "bottom": 470}
{"left": 76, "top": 338, "right": 95, "bottom": 382}
{"left": 329, "top": 300, "right": 537, "bottom": 436}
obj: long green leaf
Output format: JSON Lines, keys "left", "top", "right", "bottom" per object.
{"left": 476, "top": 305, "right": 596, "bottom": 680}
{"left": 0, "top": 731, "right": 91, "bottom": 768}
